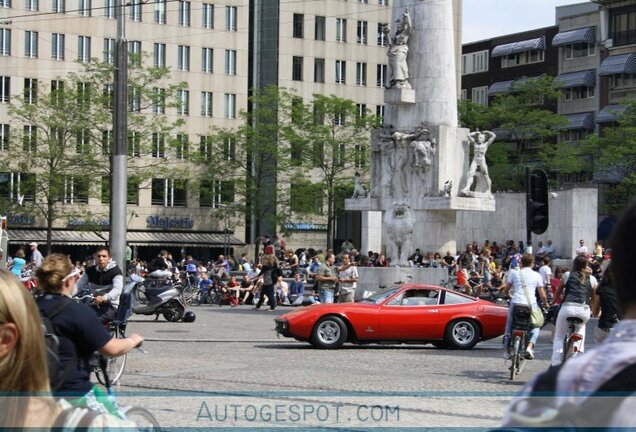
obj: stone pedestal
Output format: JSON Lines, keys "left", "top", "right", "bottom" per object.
{"left": 385, "top": 88, "right": 416, "bottom": 105}
{"left": 360, "top": 211, "right": 382, "bottom": 255}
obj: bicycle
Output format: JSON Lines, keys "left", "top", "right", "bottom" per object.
{"left": 508, "top": 304, "right": 531, "bottom": 381}
{"left": 176, "top": 272, "right": 199, "bottom": 306}
{"left": 562, "top": 316, "right": 585, "bottom": 363}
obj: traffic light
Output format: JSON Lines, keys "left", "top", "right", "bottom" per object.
{"left": 526, "top": 169, "right": 549, "bottom": 235}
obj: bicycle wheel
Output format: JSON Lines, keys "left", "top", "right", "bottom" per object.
{"left": 95, "top": 328, "right": 127, "bottom": 386}
{"left": 124, "top": 406, "right": 161, "bottom": 431}
{"left": 181, "top": 284, "right": 198, "bottom": 306}
{"left": 509, "top": 336, "right": 520, "bottom": 381}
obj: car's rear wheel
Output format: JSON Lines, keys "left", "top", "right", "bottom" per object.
{"left": 311, "top": 316, "right": 348, "bottom": 349}
{"left": 444, "top": 319, "right": 481, "bottom": 349}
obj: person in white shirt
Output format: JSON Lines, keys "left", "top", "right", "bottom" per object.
{"left": 274, "top": 275, "right": 289, "bottom": 305}
{"left": 575, "top": 239, "right": 588, "bottom": 256}
{"left": 337, "top": 253, "right": 358, "bottom": 303}
{"left": 538, "top": 256, "right": 552, "bottom": 303}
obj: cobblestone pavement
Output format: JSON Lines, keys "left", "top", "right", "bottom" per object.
{"left": 115, "top": 304, "right": 600, "bottom": 429}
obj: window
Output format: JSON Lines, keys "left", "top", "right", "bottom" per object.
{"left": 129, "top": 0, "right": 141, "bottom": 21}
{"left": 102, "top": 38, "right": 114, "bottom": 64}
{"left": 51, "top": 33, "right": 64, "bottom": 60}
{"left": 199, "top": 135, "right": 212, "bottom": 161}
{"left": 177, "top": 89, "right": 189, "bottom": 115}
{"left": 101, "top": 129, "right": 112, "bottom": 154}
{"left": 357, "top": 20, "right": 367, "bottom": 44}
{"left": 153, "top": 43, "right": 165, "bottom": 67}
{"left": 315, "top": 15, "right": 325, "bottom": 41}
{"left": 177, "top": 45, "right": 190, "bottom": 71}
{"left": 59, "top": 176, "right": 89, "bottom": 204}
{"left": 444, "top": 291, "right": 475, "bottom": 305}
{"left": 311, "top": 139, "right": 323, "bottom": 167}
{"left": 152, "top": 132, "right": 165, "bottom": 157}
{"left": 377, "top": 64, "right": 387, "bottom": 87}
{"left": 356, "top": 62, "right": 367, "bottom": 86}
{"left": 0, "top": 76, "right": 10, "bottom": 103}
{"left": 471, "top": 86, "right": 488, "bottom": 106}
{"left": 128, "top": 85, "right": 140, "bottom": 111}
{"left": 376, "top": 105, "right": 384, "bottom": 124}
{"left": 564, "top": 86, "right": 595, "bottom": 100}
{"left": 224, "top": 93, "right": 235, "bottom": 119}
{"left": 293, "top": 13, "right": 303, "bottom": 38}
{"left": 128, "top": 40, "right": 141, "bottom": 66}
{"left": 0, "top": 29, "right": 10, "bottom": 56}
{"left": 314, "top": 58, "right": 324, "bottom": 83}
{"left": 223, "top": 136, "right": 235, "bottom": 161}
{"left": 151, "top": 178, "right": 187, "bottom": 207}
{"left": 202, "top": 3, "right": 213, "bottom": 28}
{"left": 176, "top": 134, "right": 189, "bottom": 159}
{"left": 0, "top": 173, "right": 35, "bottom": 202}
{"left": 178, "top": 0, "right": 190, "bottom": 26}
{"left": 377, "top": 23, "right": 387, "bottom": 46}
{"left": 104, "top": 0, "right": 113, "bottom": 18}
{"left": 0, "top": 0, "right": 9, "bottom": 6}
{"left": 378, "top": 0, "right": 388, "bottom": 5}
{"left": 336, "top": 18, "right": 347, "bottom": 43}
{"left": 224, "top": 49, "right": 236, "bottom": 75}
{"left": 460, "top": 89, "right": 467, "bottom": 100}
{"left": 334, "top": 108, "right": 345, "bottom": 126}
{"left": 335, "top": 60, "right": 346, "bottom": 84}
{"left": 52, "top": 0, "right": 64, "bottom": 12}
{"left": 154, "top": 0, "right": 165, "bottom": 24}
{"left": 501, "top": 49, "right": 544, "bottom": 68}
{"left": 51, "top": 80, "right": 64, "bottom": 105}
{"left": 202, "top": 47, "right": 213, "bottom": 72}
{"left": 101, "top": 176, "right": 139, "bottom": 204}
{"left": 103, "top": 83, "right": 113, "bottom": 109}
{"left": 200, "top": 180, "right": 234, "bottom": 208}
{"left": 201, "top": 91, "right": 213, "bottom": 116}
{"left": 461, "top": 50, "right": 489, "bottom": 75}
{"left": 610, "top": 7, "right": 636, "bottom": 46}
{"left": 24, "top": 78, "right": 37, "bottom": 104}
{"left": 560, "top": 129, "right": 589, "bottom": 143}
{"left": 292, "top": 56, "right": 303, "bottom": 81}
{"left": 79, "top": 0, "right": 90, "bottom": 16}
{"left": 77, "top": 82, "right": 90, "bottom": 107}
{"left": 24, "top": 31, "right": 37, "bottom": 58}
{"left": 75, "top": 129, "right": 90, "bottom": 154}
{"left": 77, "top": 35, "right": 91, "bottom": 62}
{"left": 0, "top": 124, "right": 8, "bottom": 150}
{"left": 225, "top": 6, "right": 236, "bottom": 31}
{"left": 563, "top": 42, "right": 595, "bottom": 59}
{"left": 152, "top": 87, "right": 165, "bottom": 113}
{"left": 610, "top": 73, "right": 636, "bottom": 89}
{"left": 26, "top": 0, "right": 38, "bottom": 10}
{"left": 354, "top": 142, "right": 366, "bottom": 168}
{"left": 23, "top": 125, "right": 36, "bottom": 152}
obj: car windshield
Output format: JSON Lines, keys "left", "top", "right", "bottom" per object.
{"left": 359, "top": 286, "right": 401, "bottom": 304}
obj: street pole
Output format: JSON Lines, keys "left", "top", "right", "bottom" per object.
{"left": 110, "top": 0, "right": 128, "bottom": 268}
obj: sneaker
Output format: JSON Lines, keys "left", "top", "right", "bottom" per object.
{"left": 525, "top": 347, "right": 534, "bottom": 360}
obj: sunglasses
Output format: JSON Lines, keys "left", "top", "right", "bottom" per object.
{"left": 62, "top": 268, "right": 82, "bottom": 282}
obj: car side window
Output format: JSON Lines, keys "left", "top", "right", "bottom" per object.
{"left": 387, "top": 289, "right": 439, "bottom": 306}
{"left": 443, "top": 291, "right": 476, "bottom": 305}
{"left": 386, "top": 292, "right": 404, "bottom": 306}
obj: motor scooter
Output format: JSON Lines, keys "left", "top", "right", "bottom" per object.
{"left": 125, "top": 274, "right": 186, "bottom": 322}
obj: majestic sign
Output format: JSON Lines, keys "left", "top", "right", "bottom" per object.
{"left": 8, "top": 215, "right": 35, "bottom": 225}
{"left": 283, "top": 223, "right": 328, "bottom": 232}
{"left": 146, "top": 215, "right": 194, "bottom": 229}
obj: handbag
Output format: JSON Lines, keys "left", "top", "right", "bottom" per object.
{"left": 520, "top": 271, "right": 544, "bottom": 328}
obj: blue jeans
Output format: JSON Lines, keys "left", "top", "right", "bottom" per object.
{"left": 504, "top": 303, "right": 540, "bottom": 348}
{"left": 319, "top": 288, "right": 334, "bottom": 304}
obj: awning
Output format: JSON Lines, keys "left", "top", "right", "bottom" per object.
{"left": 563, "top": 112, "right": 595, "bottom": 130}
{"left": 6, "top": 230, "right": 244, "bottom": 247}
{"left": 7, "top": 230, "right": 108, "bottom": 245}
{"left": 597, "top": 105, "right": 626, "bottom": 123}
{"left": 488, "top": 80, "right": 515, "bottom": 96}
{"left": 599, "top": 54, "right": 636, "bottom": 76}
{"left": 552, "top": 27, "right": 596, "bottom": 47}
{"left": 491, "top": 37, "right": 545, "bottom": 57}
{"left": 554, "top": 69, "right": 596, "bottom": 88}
{"left": 126, "top": 231, "right": 244, "bottom": 247}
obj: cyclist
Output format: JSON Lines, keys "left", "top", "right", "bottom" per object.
{"left": 36, "top": 254, "right": 143, "bottom": 410}
{"left": 550, "top": 255, "right": 599, "bottom": 366}
{"left": 75, "top": 246, "right": 123, "bottom": 323}
{"left": 502, "top": 253, "right": 548, "bottom": 360}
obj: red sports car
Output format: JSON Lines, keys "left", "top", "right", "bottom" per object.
{"left": 274, "top": 284, "right": 508, "bottom": 349}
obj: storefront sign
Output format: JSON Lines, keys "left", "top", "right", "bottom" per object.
{"left": 283, "top": 222, "right": 328, "bottom": 232}
{"left": 8, "top": 215, "right": 35, "bottom": 225}
{"left": 146, "top": 215, "right": 194, "bottom": 229}
{"left": 68, "top": 218, "right": 110, "bottom": 227}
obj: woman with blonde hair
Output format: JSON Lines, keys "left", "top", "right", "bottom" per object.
{"left": 0, "top": 271, "right": 134, "bottom": 428}
{"left": 253, "top": 247, "right": 281, "bottom": 311}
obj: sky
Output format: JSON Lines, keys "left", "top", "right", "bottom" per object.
{"left": 462, "top": 0, "right": 585, "bottom": 43}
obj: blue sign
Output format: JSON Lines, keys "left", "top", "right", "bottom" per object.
{"left": 8, "top": 215, "right": 35, "bottom": 225}
{"left": 283, "top": 223, "right": 328, "bottom": 232}
{"left": 146, "top": 215, "right": 194, "bottom": 229}
{"left": 68, "top": 218, "right": 110, "bottom": 227}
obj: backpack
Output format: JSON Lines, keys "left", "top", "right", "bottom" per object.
{"left": 502, "top": 362, "right": 636, "bottom": 428}
{"left": 38, "top": 296, "right": 73, "bottom": 391}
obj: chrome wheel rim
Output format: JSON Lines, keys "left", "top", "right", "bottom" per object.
{"left": 317, "top": 321, "right": 340, "bottom": 345}
{"left": 452, "top": 321, "right": 475, "bottom": 345}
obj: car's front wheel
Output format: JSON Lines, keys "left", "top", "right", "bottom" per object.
{"left": 311, "top": 316, "right": 348, "bottom": 349}
{"left": 444, "top": 319, "right": 481, "bottom": 349}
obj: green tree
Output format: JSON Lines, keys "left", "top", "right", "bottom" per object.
{"left": 3, "top": 57, "right": 186, "bottom": 253}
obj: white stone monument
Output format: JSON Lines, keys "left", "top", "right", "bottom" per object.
{"left": 346, "top": 0, "right": 495, "bottom": 266}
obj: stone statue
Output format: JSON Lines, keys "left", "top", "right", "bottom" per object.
{"left": 384, "top": 202, "right": 415, "bottom": 265}
{"left": 460, "top": 130, "right": 496, "bottom": 197}
{"left": 352, "top": 171, "right": 367, "bottom": 198}
{"left": 410, "top": 128, "right": 436, "bottom": 170}
{"left": 371, "top": 126, "right": 395, "bottom": 197}
{"left": 391, "top": 129, "right": 413, "bottom": 195}
{"left": 383, "top": 9, "right": 412, "bottom": 89}
{"left": 442, "top": 180, "right": 452, "bottom": 197}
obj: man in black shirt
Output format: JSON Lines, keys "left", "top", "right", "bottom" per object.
{"left": 75, "top": 246, "right": 123, "bottom": 322}
{"left": 148, "top": 250, "right": 172, "bottom": 278}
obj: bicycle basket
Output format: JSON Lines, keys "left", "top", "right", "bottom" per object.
{"left": 512, "top": 304, "right": 532, "bottom": 330}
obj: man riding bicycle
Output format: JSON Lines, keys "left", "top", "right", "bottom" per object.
{"left": 75, "top": 246, "right": 124, "bottom": 323}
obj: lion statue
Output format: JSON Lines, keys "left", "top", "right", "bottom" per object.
{"left": 384, "top": 202, "right": 415, "bottom": 265}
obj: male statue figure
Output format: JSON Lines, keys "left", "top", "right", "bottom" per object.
{"left": 460, "top": 130, "right": 496, "bottom": 196}
{"left": 383, "top": 9, "right": 411, "bottom": 89}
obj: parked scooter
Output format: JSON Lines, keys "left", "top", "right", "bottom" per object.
{"left": 125, "top": 274, "right": 186, "bottom": 322}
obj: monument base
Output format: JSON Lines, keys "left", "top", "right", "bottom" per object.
{"left": 384, "top": 88, "right": 416, "bottom": 105}
{"left": 420, "top": 196, "right": 496, "bottom": 211}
